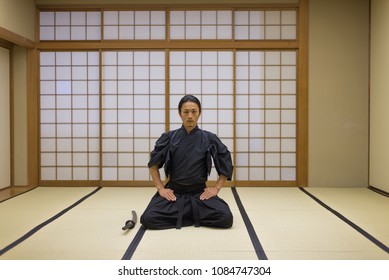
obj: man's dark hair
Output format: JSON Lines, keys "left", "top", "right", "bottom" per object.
{"left": 178, "top": 94, "right": 202, "bottom": 113}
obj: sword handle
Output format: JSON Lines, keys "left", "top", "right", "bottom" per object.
{"left": 122, "top": 210, "right": 137, "bottom": 230}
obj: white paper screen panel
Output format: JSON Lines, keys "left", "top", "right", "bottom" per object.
{"left": 101, "top": 51, "right": 166, "bottom": 181}
{"left": 40, "top": 9, "right": 296, "bottom": 41}
{"left": 234, "top": 10, "right": 297, "bottom": 40}
{"left": 40, "top": 51, "right": 166, "bottom": 181}
{"left": 40, "top": 51, "right": 100, "bottom": 180}
{"left": 170, "top": 10, "right": 233, "bottom": 40}
{"left": 103, "top": 11, "right": 166, "bottom": 40}
{"left": 235, "top": 51, "right": 296, "bottom": 181}
{"left": 40, "top": 11, "right": 101, "bottom": 41}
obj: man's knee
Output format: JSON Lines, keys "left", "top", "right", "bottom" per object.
{"left": 220, "top": 211, "right": 233, "bottom": 228}
{"left": 208, "top": 210, "right": 233, "bottom": 228}
{"left": 140, "top": 212, "right": 154, "bottom": 229}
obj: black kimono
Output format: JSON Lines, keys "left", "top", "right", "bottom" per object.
{"left": 140, "top": 125, "right": 234, "bottom": 229}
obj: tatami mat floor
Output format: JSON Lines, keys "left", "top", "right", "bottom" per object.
{"left": 0, "top": 186, "right": 388, "bottom": 260}
{"left": 0, "top": 187, "right": 155, "bottom": 260}
{"left": 307, "top": 188, "right": 389, "bottom": 245}
{"left": 237, "top": 188, "right": 388, "bottom": 260}
{"left": 0, "top": 187, "right": 97, "bottom": 249}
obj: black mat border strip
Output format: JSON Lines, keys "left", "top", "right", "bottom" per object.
{"left": 299, "top": 187, "right": 389, "bottom": 254}
{"left": 231, "top": 187, "right": 268, "bottom": 260}
{"left": 0, "top": 187, "right": 102, "bottom": 256}
{"left": 121, "top": 225, "right": 147, "bottom": 260}
{"left": 368, "top": 186, "right": 389, "bottom": 198}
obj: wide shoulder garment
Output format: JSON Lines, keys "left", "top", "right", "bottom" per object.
{"left": 147, "top": 127, "right": 233, "bottom": 181}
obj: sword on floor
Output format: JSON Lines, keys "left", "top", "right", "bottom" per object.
{"left": 122, "top": 210, "right": 137, "bottom": 230}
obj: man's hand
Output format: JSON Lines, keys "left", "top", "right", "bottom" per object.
{"left": 200, "top": 187, "right": 219, "bottom": 201}
{"left": 149, "top": 165, "right": 176, "bottom": 202}
{"left": 200, "top": 175, "right": 226, "bottom": 200}
{"left": 158, "top": 188, "right": 176, "bottom": 201}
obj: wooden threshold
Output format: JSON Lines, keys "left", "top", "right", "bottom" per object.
{"left": 0, "top": 186, "right": 36, "bottom": 202}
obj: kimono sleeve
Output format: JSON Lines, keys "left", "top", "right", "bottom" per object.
{"left": 147, "top": 132, "right": 171, "bottom": 169}
{"left": 208, "top": 132, "right": 234, "bottom": 180}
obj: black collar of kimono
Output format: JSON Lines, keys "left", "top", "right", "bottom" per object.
{"left": 180, "top": 125, "right": 199, "bottom": 135}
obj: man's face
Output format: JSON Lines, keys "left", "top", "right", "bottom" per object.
{"left": 179, "top": 101, "right": 201, "bottom": 132}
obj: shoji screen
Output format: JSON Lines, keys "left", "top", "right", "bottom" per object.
{"left": 169, "top": 10, "right": 232, "bottom": 40}
{"left": 101, "top": 51, "right": 165, "bottom": 182}
{"left": 39, "top": 11, "right": 101, "bottom": 40}
{"left": 40, "top": 51, "right": 100, "bottom": 182}
{"left": 103, "top": 11, "right": 166, "bottom": 40}
{"left": 40, "top": 51, "right": 166, "bottom": 183}
{"left": 235, "top": 51, "right": 297, "bottom": 182}
{"left": 38, "top": 6, "right": 304, "bottom": 186}
{"left": 234, "top": 10, "right": 297, "bottom": 40}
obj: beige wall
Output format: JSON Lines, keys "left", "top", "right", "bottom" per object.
{"left": 0, "top": 0, "right": 33, "bottom": 188}
{"left": 0, "top": 0, "right": 35, "bottom": 42}
{"left": 370, "top": 0, "right": 389, "bottom": 193}
{"left": 0, "top": 47, "right": 11, "bottom": 190}
{"left": 308, "top": 0, "right": 369, "bottom": 187}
